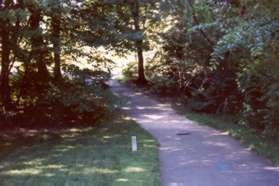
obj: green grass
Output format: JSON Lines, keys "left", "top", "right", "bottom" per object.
{"left": 185, "top": 111, "right": 279, "bottom": 167}
{"left": 0, "top": 115, "right": 160, "bottom": 186}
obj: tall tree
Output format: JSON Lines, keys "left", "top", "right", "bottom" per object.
{"left": 28, "top": 3, "right": 49, "bottom": 85}
{"left": 130, "top": 0, "right": 147, "bottom": 84}
{"left": 0, "top": 0, "right": 13, "bottom": 108}
{"left": 51, "top": 7, "right": 62, "bottom": 81}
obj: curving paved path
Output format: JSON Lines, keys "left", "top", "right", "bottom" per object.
{"left": 109, "top": 76, "right": 279, "bottom": 186}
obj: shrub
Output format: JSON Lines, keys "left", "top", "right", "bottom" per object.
{"left": 240, "top": 60, "right": 279, "bottom": 135}
{"left": 0, "top": 65, "right": 111, "bottom": 128}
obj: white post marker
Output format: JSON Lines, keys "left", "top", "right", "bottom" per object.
{"left": 131, "top": 136, "right": 138, "bottom": 152}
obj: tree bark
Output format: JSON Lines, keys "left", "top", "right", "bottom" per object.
{"left": 0, "top": 22, "right": 12, "bottom": 107}
{"left": 52, "top": 15, "right": 62, "bottom": 81}
{"left": 29, "top": 9, "right": 49, "bottom": 83}
{"left": 136, "top": 40, "right": 146, "bottom": 84}
{"left": 131, "top": 0, "right": 147, "bottom": 85}
{"left": 0, "top": 1, "right": 13, "bottom": 107}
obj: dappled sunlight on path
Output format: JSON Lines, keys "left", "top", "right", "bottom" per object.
{"left": 109, "top": 76, "right": 279, "bottom": 186}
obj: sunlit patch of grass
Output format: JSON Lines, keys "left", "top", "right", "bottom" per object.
{"left": 3, "top": 168, "right": 42, "bottom": 176}
{"left": 82, "top": 167, "right": 119, "bottom": 175}
{"left": 23, "top": 158, "right": 44, "bottom": 166}
{"left": 124, "top": 166, "right": 145, "bottom": 173}
{"left": 116, "top": 178, "right": 129, "bottom": 182}
{"left": 0, "top": 115, "right": 160, "bottom": 185}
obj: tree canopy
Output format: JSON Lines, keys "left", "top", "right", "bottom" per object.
{"left": 1, "top": 0, "right": 279, "bottom": 137}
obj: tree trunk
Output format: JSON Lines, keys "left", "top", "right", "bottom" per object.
{"left": 52, "top": 15, "right": 62, "bottom": 81}
{"left": 136, "top": 40, "right": 146, "bottom": 84}
{"left": 131, "top": 0, "right": 147, "bottom": 85}
{"left": 0, "top": 22, "right": 11, "bottom": 107}
{"left": 30, "top": 9, "right": 49, "bottom": 83}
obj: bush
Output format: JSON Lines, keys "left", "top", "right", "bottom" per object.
{"left": 240, "top": 60, "right": 279, "bottom": 135}
{"left": 0, "top": 65, "right": 111, "bottom": 128}
{"left": 149, "top": 76, "right": 179, "bottom": 96}
{"left": 122, "top": 61, "right": 138, "bottom": 81}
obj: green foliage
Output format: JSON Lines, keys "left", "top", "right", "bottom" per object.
{"left": 121, "top": 0, "right": 279, "bottom": 137}
{"left": 0, "top": 0, "right": 137, "bottom": 127}
{"left": 1, "top": 0, "right": 279, "bottom": 137}
{"left": 0, "top": 65, "right": 110, "bottom": 127}
{"left": 239, "top": 60, "right": 279, "bottom": 135}
{"left": 122, "top": 61, "right": 138, "bottom": 80}
{"left": 149, "top": 76, "right": 178, "bottom": 95}
{"left": 45, "top": 82, "right": 105, "bottom": 124}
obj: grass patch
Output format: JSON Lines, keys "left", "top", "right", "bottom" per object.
{"left": 0, "top": 115, "right": 159, "bottom": 186}
{"left": 0, "top": 87, "right": 160, "bottom": 186}
{"left": 0, "top": 85, "right": 160, "bottom": 186}
{"left": 185, "top": 111, "right": 279, "bottom": 167}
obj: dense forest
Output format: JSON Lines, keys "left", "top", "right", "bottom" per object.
{"left": 0, "top": 0, "right": 159, "bottom": 126}
{"left": 1, "top": 0, "right": 279, "bottom": 138}
{"left": 124, "top": 0, "right": 279, "bottom": 138}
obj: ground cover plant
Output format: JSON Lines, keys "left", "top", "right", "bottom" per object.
{"left": 0, "top": 113, "right": 160, "bottom": 186}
